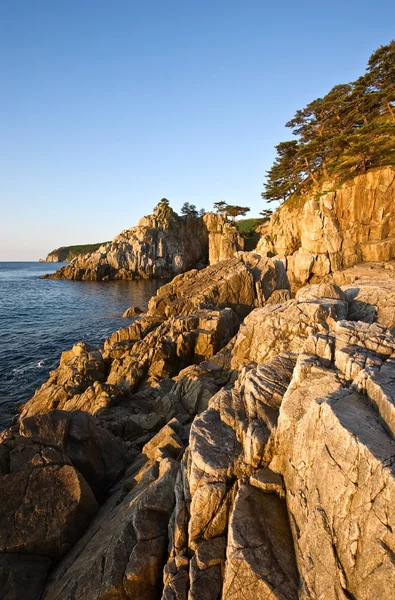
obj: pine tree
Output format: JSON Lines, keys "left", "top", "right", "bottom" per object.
{"left": 226, "top": 205, "right": 250, "bottom": 221}
{"left": 366, "top": 41, "right": 395, "bottom": 122}
{"left": 213, "top": 201, "right": 229, "bottom": 217}
{"left": 262, "top": 40, "right": 395, "bottom": 205}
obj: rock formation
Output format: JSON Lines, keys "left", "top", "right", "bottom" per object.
{"left": 257, "top": 166, "right": 395, "bottom": 287}
{"left": 39, "top": 242, "right": 108, "bottom": 263}
{"left": 45, "top": 204, "right": 209, "bottom": 281}
{"left": 203, "top": 213, "right": 244, "bottom": 264}
{"left": 2, "top": 252, "right": 395, "bottom": 599}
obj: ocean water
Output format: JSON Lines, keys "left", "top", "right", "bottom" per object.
{"left": 0, "top": 262, "right": 166, "bottom": 428}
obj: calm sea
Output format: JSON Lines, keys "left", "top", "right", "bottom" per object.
{"left": 0, "top": 262, "right": 165, "bottom": 428}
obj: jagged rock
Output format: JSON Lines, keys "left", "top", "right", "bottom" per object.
{"left": 257, "top": 167, "right": 395, "bottom": 285}
{"left": 142, "top": 419, "right": 185, "bottom": 461}
{"left": 104, "top": 314, "right": 166, "bottom": 354}
{"left": 163, "top": 352, "right": 298, "bottom": 599}
{"left": 271, "top": 322, "right": 395, "bottom": 600}
{"left": 105, "top": 307, "right": 239, "bottom": 393}
{"left": 44, "top": 204, "right": 209, "bottom": 281}
{"left": 152, "top": 357, "right": 232, "bottom": 423}
{"left": 0, "top": 554, "right": 51, "bottom": 600}
{"left": 10, "top": 255, "right": 395, "bottom": 599}
{"left": 42, "top": 457, "right": 180, "bottom": 600}
{"left": 20, "top": 343, "right": 106, "bottom": 419}
{"left": 230, "top": 297, "right": 347, "bottom": 369}
{"left": 148, "top": 252, "right": 290, "bottom": 319}
{"left": 22, "top": 254, "right": 289, "bottom": 426}
{"left": 203, "top": 213, "right": 244, "bottom": 264}
{"left": 342, "top": 277, "right": 395, "bottom": 331}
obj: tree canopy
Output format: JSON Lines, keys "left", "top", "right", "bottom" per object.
{"left": 262, "top": 40, "right": 395, "bottom": 205}
{"left": 213, "top": 202, "right": 250, "bottom": 221}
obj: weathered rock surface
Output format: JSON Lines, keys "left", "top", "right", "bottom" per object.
{"left": 23, "top": 254, "right": 288, "bottom": 424}
{"left": 272, "top": 327, "right": 395, "bottom": 599}
{"left": 257, "top": 166, "right": 395, "bottom": 286}
{"left": 42, "top": 457, "right": 180, "bottom": 600}
{"left": 342, "top": 277, "right": 395, "bottom": 332}
{"left": 19, "top": 410, "right": 126, "bottom": 496}
{"left": 4, "top": 254, "right": 395, "bottom": 599}
{"left": 0, "top": 553, "right": 51, "bottom": 600}
{"left": 148, "top": 252, "right": 290, "bottom": 319}
{"left": 45, "top": 204, "right": 209, "bottom": 281}
{"left": 203, "top": 213, "right": 244, "bottom": 264}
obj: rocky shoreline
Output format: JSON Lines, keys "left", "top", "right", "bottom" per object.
{"left": 1, "top": 248, "right": 395, "bottom": 599}
{"left": 2, "top": 168, "right": 395, "bottom": 599}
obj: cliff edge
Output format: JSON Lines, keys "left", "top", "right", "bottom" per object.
{"left": 257, "top": 166, "right": 395, "bottom": 286}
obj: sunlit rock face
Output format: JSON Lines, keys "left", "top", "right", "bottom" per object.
{"left": 203, "top": 212, "right": 244, "bottom": 264}
{"left": 45, "top": 204, "right": 209, "bottom": 281}
{"left": 3, "top": 254, "right": 395, "bottom": 599}
{"left": 257, "top": 166, "right": 395, "bottom": 286}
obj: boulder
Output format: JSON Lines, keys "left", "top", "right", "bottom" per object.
{"left": 19, "top": 410, "right": 126, "bottom": 496}
{"left": 122, "top": 306, "right": 144, "bottom": 318}
{"left": 0, "top": 463, "right": 98, "bottom": 558}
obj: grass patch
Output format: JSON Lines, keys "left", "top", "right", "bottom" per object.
{"left": 48, "top": 242, "right": 110, "bottom": 261}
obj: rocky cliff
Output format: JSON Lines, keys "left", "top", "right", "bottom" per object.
{"left": 2, "top": 251, "right": 395, "bottom": 599}
{"left": 257, "top": 166, "right": 395, "bottom": 287}
{"left": 45, "top": 204, "right": 209, "bottom": 281}
{"left": 203, "top": 213, "right": 244, "bottom": 264}
{"left": 40, "top": 242, "right": 109, "bottom": 263}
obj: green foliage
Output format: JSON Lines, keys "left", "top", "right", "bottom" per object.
{"left": 259, "top": 208, "right": 273, "bottom": 219}
{"left": 180, "top": 202, "right": 199, "bottom": 217}
{"left": 262, "top": 40, "right": 395, "bottom": 205}
{"left": 213, "top": 201, "right": 228, "bottom": 216}
{"left": 49, "top": 242, "right": 109, "bottom": 261}
{"left": 213, "top": 202, "right": 250, "bottom": 220}
{"left": 155, "top": 198, "right": 171, "bottom": 210}
{"left": 235, "top": 218, "right": 266, "bottom": 235}
{"left": 235, "top": 218, "right": 266, "bottom": 251}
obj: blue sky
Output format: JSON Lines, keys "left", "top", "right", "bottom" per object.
{"left": 1, "top": 0, "right": 394, "bottom": 260}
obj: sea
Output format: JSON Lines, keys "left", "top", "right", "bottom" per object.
{"left": 0, "top": 262, "right": 166, "bottom": 429}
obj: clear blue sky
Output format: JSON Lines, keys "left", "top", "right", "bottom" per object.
{"left": 1, "top": 0, "right": 394, "bottom": 260}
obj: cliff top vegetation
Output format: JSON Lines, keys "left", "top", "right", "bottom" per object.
{"left": 263, "top": 40, "right": 395, "bottom": 205}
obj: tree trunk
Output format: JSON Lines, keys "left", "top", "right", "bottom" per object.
{"left": 385, "top": 99, "right": 395, "bottom": 123}
{"left": 304, "top": 158, "right": 319, "bottom": 185}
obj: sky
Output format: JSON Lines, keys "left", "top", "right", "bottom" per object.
{"left": 1, "top": 1, "right": 394, "bottom": 260}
